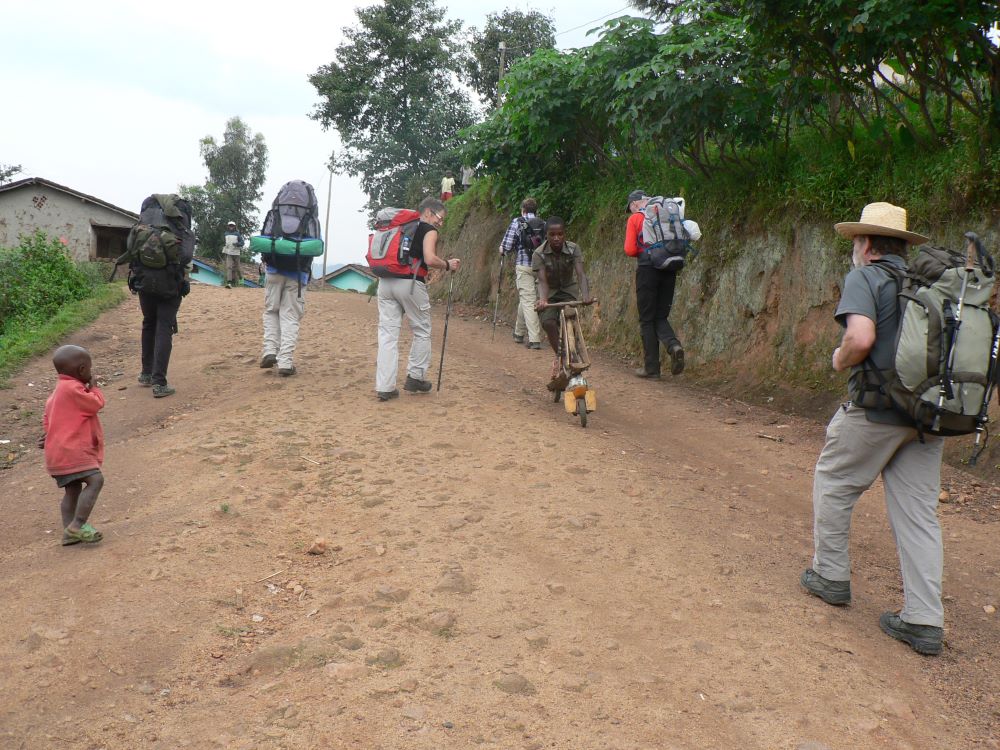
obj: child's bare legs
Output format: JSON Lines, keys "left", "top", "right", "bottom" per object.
{"left": 62, "top": 472, "right": 104, "bottom": 532}
{"left": 542, "top": 318, "right": 561, "bottom": 378}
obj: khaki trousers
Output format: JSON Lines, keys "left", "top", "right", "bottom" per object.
{"left": 262, "top": 273, "right": 305, "bottom": 369}
{"left": 513, "top": 264, "right": 542, "bottom": 343}
{"left": 224, "top": 254, "right": 241, "bottom": 285}
{"left": 812, "top": 403, "right": 944, "bottom": 626}
{"left": 376, "top": 277, "right": 432, "bottom": 392}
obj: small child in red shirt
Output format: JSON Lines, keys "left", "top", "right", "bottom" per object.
{"left": 38, "top": 345, "right": 105, "bottom": 545}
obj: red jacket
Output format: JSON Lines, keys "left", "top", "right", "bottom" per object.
{"left": 43, "top": 375, "right": 105, "bottom": 476}
{"left": 624, "top": 211, "right": 645, "bottom": 257}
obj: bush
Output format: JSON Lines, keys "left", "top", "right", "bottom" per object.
{"left": 0, "top": 232, "right": 95, "bottom": 336}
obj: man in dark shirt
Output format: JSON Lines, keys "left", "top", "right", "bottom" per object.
{"left": 800, "top": 202, "right": 945, "bottom": 655}
{"left": 374, "top": 197, "right": 460, "bottom": 401}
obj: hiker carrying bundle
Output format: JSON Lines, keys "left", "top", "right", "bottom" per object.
{"left": 851, "top": 235, "right": 997, "bottom": 437}
{"left": 115, "top": 193, "right": 195, "bottom": 300}
{"left": 251, "top": 179, "right": 323, "bottom": 296}
{"left": 366, "top": 208, "right": 422, "bottom": 281}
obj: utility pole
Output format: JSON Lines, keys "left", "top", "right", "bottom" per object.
{"left": 321, "top": 166, "right": 332, "bottom": 285}
{"left": 496, "top": 41, "right": 507, "bottom": 108}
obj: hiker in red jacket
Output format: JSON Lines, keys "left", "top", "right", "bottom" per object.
{"left": 39, "top": 345, "right": 106, "bottom": 546}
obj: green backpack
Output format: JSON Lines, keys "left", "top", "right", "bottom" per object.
{"left": 116, "top": 194, "right": 192, "bottom": 269}
{"left": 851, "top": 236, "right": 998, "bottom": 436}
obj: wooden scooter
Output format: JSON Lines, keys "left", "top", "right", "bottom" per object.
{"left": 545, "top": 300, "right": 597, "bottom": 427}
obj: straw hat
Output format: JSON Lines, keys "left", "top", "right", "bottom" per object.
{"left": 834, "top": 202, "right": 928, "bottom": 245}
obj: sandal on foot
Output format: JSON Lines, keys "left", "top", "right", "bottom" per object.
{"left": 63, "top": 523, "right": 102, "bottom": 545}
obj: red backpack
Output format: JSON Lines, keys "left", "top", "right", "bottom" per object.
{"left": 366, "top": 208, "right": 423, "bottom": 280}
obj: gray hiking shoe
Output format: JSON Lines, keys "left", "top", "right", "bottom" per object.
{"left": 404, "top": 375, "right": 433, "bottom": 393}
{"left": 879, "top": 612, "right": 943, "bottom": 655}
{"left": 152, "top": 383, "right": 176, "bottom": 398}
{"left": 278, "top": 366, "right": 297, "bottom": 377}
{"left": 137, "top": 373, "right": 152, "bottom": 387}
{"left": 800, "top": 568, "right": 851, "bottom": 605}
{"left": 513, "top": 334, "right": 525, "bottom": 344}
{"left": 260, "top": 353, "right": 277, "bottom": 369}
{"left": 377, "top": 389, "right": 400, "bottom": 402}
{"left": 634, "top": 368, "right": 661, "bottom": 379}
{"left": 527, "top": 342, "right": 542, "bottom": 350}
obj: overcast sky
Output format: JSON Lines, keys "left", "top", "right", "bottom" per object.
{"left": 1, "top": 0, "right": 634, "bottom": 273}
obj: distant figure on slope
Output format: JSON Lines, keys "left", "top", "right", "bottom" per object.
{"left": 39, "top": 345, "right": 106, "bottom": 546}
{"left": 222, "top": 220, "right": 244, "bottom": 288}
{"left": 440, "top": 171, "right": 456, "bottom": 202}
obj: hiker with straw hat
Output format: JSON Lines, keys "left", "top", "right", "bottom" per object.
{"left": 800, "top": 202, "right": 947, "bottom": 656}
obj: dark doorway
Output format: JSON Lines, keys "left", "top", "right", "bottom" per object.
{"left": 92, "top": 224, "right": 129, "bottom": 260}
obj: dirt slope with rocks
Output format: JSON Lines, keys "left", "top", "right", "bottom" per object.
{"left": 1, "top": 284, "right": 999, "bottom": 750}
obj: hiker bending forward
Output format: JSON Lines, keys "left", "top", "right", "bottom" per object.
{"left": 534, "top": 217, "right": 594, "bottom": 379}
{"left": 801, "top": 202, "right": 945, "bottom": 656}
{"left": 375, "top": 197, "right": 460, "bottom": 401}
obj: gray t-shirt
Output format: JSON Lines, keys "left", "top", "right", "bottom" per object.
{"left": 835, "top": 254, "right": 910, "bottom": 425}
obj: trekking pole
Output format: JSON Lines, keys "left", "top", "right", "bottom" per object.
{"left": 437, "top": 268, "right": 456, "bottom": 392}
{"left": 970, "top": 311, "right": 1000, "bottom": 465}
{"left": 491, "top": 253, "right": 505, "bottom": 342}
{"left": 933, "top": 235, "right": 979, "bottom": 431}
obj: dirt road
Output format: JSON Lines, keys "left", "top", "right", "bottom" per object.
{"left": 1, "top": 284, "right": 999, "bottom": 749}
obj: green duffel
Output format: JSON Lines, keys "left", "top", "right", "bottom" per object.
{"left": 250, "top": 235, "right": 324, "bottom": 257}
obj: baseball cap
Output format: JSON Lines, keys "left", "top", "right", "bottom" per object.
{"left": 626, "top": 190, "right": 648, "bottom": 211}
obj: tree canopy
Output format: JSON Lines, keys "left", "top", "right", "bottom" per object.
{"left": 180, "top": 117, "right": 268, "bottom": 260}
{"left": 0, "top": 163, "right": 22, "bottom": 185}
{"left": 466, "top": 9, "right": 557, "bottom": 106}
{"left": 309, "top": 0, "right": 475, "bottom": 214}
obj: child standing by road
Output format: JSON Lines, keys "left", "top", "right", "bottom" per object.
{"left": 39, "top": 345, "right": 106, "bottom": 545}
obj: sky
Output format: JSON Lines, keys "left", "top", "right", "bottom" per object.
{"left": 1, "top": 1, "right": 635, "bottom": 274}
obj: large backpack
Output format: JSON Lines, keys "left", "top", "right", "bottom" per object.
{"left": 641, "top": 196, "right": 693, "bottom": 271}
{"left": 366, "top": 208, "right": 423, "bottom": 280}
{"left": 852, "top": 239, "right": 998, "bottom": 436}
{"left": 256, "top": 180, "right": 323, "bottom": 275}
{"left": 115, "top": 194, "right": 194, "bottom": 298}
{"left": 517, "top": 216, "right": 546, "bottom": 258}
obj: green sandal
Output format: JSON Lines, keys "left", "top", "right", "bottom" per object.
{"left": 62, "top": 523, "right": 103, "bottom": 546}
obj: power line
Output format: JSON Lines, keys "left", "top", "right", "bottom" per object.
{"left": 554, "top": 5, "right": 633, "bottom": 38}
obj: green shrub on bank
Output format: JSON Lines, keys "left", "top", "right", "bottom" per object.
{"left": 0, "top": 231, "right": 99, "bottom": 336}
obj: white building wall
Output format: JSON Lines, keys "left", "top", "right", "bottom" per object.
{"left": 0, "top": 184, "right": 134, "bottom": 261}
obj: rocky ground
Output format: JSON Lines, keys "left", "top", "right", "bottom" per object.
{"left": 1, "top": 284, "right": 999, "bottom": 749}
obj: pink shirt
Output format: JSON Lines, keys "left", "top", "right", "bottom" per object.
{"left": 43, "top": 375, "right": 105, "bottom": 476}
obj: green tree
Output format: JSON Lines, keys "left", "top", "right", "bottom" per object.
{"left": 309, "top": 0, "right": 475, "bottom": 214}
{"left": 466, "top": 9, "right": 556, "bottom": 106}
{"left": 0, "top": 163, "right": 22, "bottom": 185}
{"left": 180, "top": 117, "right": 268, "bottom": 260}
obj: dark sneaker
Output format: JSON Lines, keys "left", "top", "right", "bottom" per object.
{"left": 669, "top": 345, "right": 685, "bottom": 375}
{"left": 404, "top": 375, "right": 433, "bottom": 393}
{"left": 800, "top": 568, "right": 851, "bottom": 605}
{"left": 879, "top": 612, "right": 943, "bottom": 655}
{"left": 377, "top": 389, "right": 400, "bottom": 402}
{"left": 278, "top": 366, "right": 297, "bottom": 377}
{"left": 152, "top": 384, "right": 176, "bottom": 398}
{"left": 260, "top": 354, "right": 277, "bottom": 369}
{"left": 512, "top": 334, "right": 525, "bottom": 344}
{"left": 634, "top": 368, "right": 661, "bottom": 379}
{"left": 137, "top": 373, "right": 152, "bottom": 387}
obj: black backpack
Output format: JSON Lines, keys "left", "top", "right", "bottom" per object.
{"left": 115, "top": 194, "right": 194, "bottom": 298}
{"left": 517, "top": 216, "right": 546, "bottom": 257}
{"left": 259, "top": 180, "right": 321, "bottom": 275}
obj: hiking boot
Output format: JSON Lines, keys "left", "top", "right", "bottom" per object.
{"left": 634, "top": 368, "right": 661, "bottom": 379}
{"left": 669, "top": 344, "right": 685, "bottom": 375}
{"left": 259, "top": 354, "right": 277, "bottom": 369}
{"left": 800, "top": 568, "right": 851, "bottom": 605}
{"left": 527, "top": 342, "right": 542, "bottom": 350}
{"left": 278, "top": 366, "right": 297, "bottom": 377}
{"left": 512, "top": 334, "right": 525, "bottom": 344}
{"left": 377, "top": 389, "right": 400, "bottom": 402}
{"left": 404, "top": 375, "right": 433, "bottom": 393}
{"left": 137, "top": 373, "right": 152, "bottom": 387}
{"left": 879, "top": 612, "right": 943, "bottom": 655}
{"left": 152, "top": 383, "right": 176, "bottom": 398}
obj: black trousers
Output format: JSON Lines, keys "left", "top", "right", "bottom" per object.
{"left": 139, "top": 292, "right": 181, "bottom": 386}
{"left": 635, "top": 264, "right": 680, "bottom": 374}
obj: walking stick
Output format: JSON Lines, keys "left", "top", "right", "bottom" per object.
{"left": 491, "top": 253, "right": 505, "bottom": 342}
{"left": 437, "top": 269, "right": 456, "bottom": 392}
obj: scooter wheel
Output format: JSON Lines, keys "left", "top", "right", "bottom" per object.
{"left": 576, "top": 397, "right": 587, "bottom": 428}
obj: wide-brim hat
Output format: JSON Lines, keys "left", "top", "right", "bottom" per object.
{"left": 834, "top": 202, "right": 928, "bottom": 245}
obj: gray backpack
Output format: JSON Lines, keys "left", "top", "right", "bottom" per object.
{"left": 641, "top": 196, "right": 692, "bottom": 271}
{"left": 852, "top": 238, "right": 998, "bottom": 436}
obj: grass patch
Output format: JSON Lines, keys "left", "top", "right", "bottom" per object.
{"left": 0, "top": 282, "right": 127, "bottom": 387}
